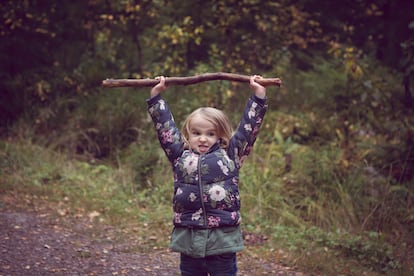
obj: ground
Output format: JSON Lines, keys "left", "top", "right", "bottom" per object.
{"left": 0, "top": 192, "right": 303, "bottom": 276}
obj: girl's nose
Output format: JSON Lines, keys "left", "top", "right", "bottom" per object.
{"left": 199, "top": 135, "right": 207, "bottom": 142}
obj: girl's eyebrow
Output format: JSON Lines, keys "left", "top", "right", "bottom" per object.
{"left": 190, "top": 127, "right": 217, "bottom": 132}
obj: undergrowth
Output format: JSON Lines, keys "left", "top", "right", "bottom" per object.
{"left": 0, "top": 138, "right": 412, "bottom": 275}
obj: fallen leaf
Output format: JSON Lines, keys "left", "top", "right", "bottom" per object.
{"left": 88, "top": 211, "right": 100, "bottom": 220}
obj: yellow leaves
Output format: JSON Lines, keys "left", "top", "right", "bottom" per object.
{"left": 345, "top": 59, "right": 363, "bottom": 79}
{"left": 160, "top": 25, "right": 184, "bottom": 45}
{"left": 155, "top": 16, "right": 205, "bottom": 74}
{"left": 35, "top": 80, "right": 51, "bottom": 101}
{"left": 328, "top": 41, "right": 342, "bottom": 59}
{"left": 34, "top": 28, "right": 49, "bottom": 35}
{"left": 194, "top": 36, "right": 202, "bottom": 45}
{"left": 257, "top": 21, "right": 268, "bottom": 32}
{"left": 100, "top": 14, "right": 114, "bottom": 20}
{"left": 193, "top": 26, "right": 204, "bottom": 45}
{"left": 225, "top": 89, "right": 234, "bottom": 98}
{"left": 343, "top": 47, "right": 363, "bottom": 79}
{"left": 292, "top": 35, "right": 307, "bottom": 49}
{"left": 183, "top": 16, "right": 192, "bottom": 25}
{"left": 194, "top": 26, "right": 204, "bottom": 35}
{"left": 125, "top": 3, "right": 141, "bottom": 13}
{"left": 335, "top": 128, "right": 344, "bottom": 141}
{"left": 328, "top": 43, "right": 364, "bottom": 79}
{"left": 343, "top": 24, "right": 355, "bottom": 34}
{"left": 365, "top": 3, "right": 383, "bottom": 17}
{"left": 159, "top": 17, "right": 203, "bottom": 46}
{"left": 343, "top": 47, "right": 355, "bottom": 59}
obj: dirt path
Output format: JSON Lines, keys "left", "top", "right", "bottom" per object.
{"left": 0, "top": 197, "right": 303, "bottom": 275}
{"left": 0, "top": 211, "right": 182, "bottom": 275}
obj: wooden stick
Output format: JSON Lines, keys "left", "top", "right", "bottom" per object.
{"left": 102, "top": 72, "right": 282, "bottom": 88}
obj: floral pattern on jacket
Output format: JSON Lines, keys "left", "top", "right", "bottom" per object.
{"left": 147, "top": 94, "right": 267, "bottom": 228}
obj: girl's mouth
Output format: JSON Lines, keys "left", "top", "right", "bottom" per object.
{"left": 199, "top": 145, "right": 209, "bottom": 153}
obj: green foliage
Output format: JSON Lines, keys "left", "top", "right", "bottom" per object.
{"left": 1, "top": 1, "right": 414, "bottom": 274}
{"left": 0, "top": 140, "right": 170, "bottom": 228}
{"left": 271, "top": 225, "right": 401, "bottom": 274}
{"left": 8, "top": 88, "right": 152, "bottom": 163}
{"left": 120, "top": 143, "right": 160, "bottom": 191}
{"left": 239, "top": 121, "right": 412, "bottom": 273}
{"left": 2, "top": 132, "right": 412, "bottom": 274}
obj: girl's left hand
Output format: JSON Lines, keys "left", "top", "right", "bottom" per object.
{"left": 250, "top": 75, "right": 266, "bottom": 99}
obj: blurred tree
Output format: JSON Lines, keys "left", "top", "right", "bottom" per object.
{"left": 1, "top": 0, "right": 412, "bottom": 173}
{"left": 298, "top": 0, "right": 414, "bottom": 106}
{"left": 149, "top": 0, "right": 322, "bottom": 73}
{"left": 0, "top": 0, "right": 91, "bottom": 126}
{"left": 0, "top": 0, "right": 327, "bottom": 128}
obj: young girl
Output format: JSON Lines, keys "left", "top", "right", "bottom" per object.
{"left": 147, "top": 75, "right": 267, "bottom": 275}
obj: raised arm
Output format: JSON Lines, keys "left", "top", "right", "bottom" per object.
{"left": 147, "top": 76, "right": 184, "bottom": 163}
{"left": 228, "top": 75, "right": 268, "bottom": 168}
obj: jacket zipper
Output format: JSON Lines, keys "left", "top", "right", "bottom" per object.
{"left": 198, "top": 154, "right": 208, "bottom": 227}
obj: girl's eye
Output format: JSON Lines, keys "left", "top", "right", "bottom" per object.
{"left": 208, "top": 132, "right": 216, "bottom": 137}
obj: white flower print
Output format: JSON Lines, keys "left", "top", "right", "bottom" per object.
{"left": 209, "top": 185, "right": 226, "bottom": 202}
{"left": 217, "top": 160, "right": 229, "bottom": 175}
{"left": 224, "top": 154, "right": 233, "bottom": 165}
{"left": 248, "top": 102, "right": 257, "bottom": 118}
{"left": 192, "top": 208, "right": 203, "bottom": 221}
{"left": 248, "top": 108, "right": 256, "bottom": 118}
{"left": 244, "top": 123, "right": 252, "bottom": 132}
{"left": 189, "top": 192, "right": 197, "bottom": 202}
{"left": 155, "top": 123, "right": 162, "bottom": 130}
{"left": 182, "top": 153, "right": 199, "bottom": 175}
{"left": 176, "top": 188, "right": 183, "bottom": 195}
{"left": 159, "top": 100, "right": 166, "bottom": 110}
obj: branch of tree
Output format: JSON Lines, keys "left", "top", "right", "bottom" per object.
{"left": 102, "top": 72, "right": 282, "bottom": 88}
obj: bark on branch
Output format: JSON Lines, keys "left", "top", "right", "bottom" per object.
{"left": 102, "top": 72, "right": 282, "bottom": 88}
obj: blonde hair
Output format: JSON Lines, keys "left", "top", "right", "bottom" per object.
{"left": 182, "top": 107, "right": 233, "bottom": 149}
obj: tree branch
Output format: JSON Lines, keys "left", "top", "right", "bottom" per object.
{"left": 102, "top": 72, "right": 282, "bottom": 88}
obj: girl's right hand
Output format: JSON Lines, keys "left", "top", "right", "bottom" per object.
{"left": 150, "top": 76, "right": 167, "bottom": 98}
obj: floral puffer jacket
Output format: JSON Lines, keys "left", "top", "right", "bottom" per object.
{"left": 147, "top": 94, "right": 267, "bottom": 229}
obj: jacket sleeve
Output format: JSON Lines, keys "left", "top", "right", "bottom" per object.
{"left": 147, "top": 94, "right": 184, "bottom": 163}
{"left": 228, "top": 95, "right": 267, "bottom": 168}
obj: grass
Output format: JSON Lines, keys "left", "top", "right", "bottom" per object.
{"left": 0, "top": 140, "right": 172, "bottom": 249}
{"left": 0, "top": 139, "right": 412, "bottom": 275}
{"left": 239, "top": 137, "right": 412, "bottom": 275}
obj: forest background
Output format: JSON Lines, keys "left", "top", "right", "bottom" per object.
{"left": 1, "top": 0, "right": 413, "bottom": 275}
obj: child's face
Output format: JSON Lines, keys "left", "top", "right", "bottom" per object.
{"left": 188, "top": 114, "right": 219, "bottom": 154}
